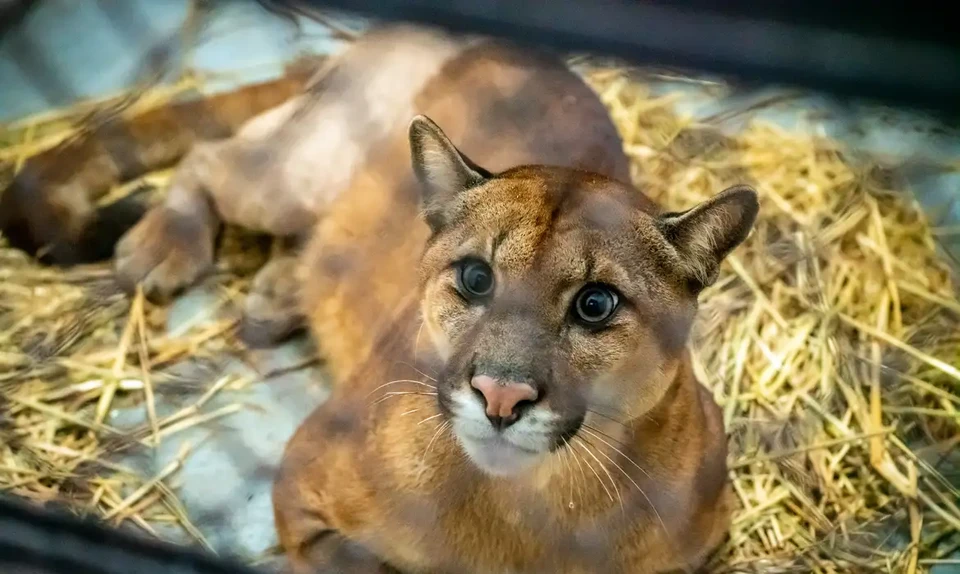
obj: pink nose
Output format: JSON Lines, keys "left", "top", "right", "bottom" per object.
{"left": 470, "top": 375, "right": 539, "bottom": 428}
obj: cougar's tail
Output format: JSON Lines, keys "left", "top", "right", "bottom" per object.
{"left": 0, "top": 64, "right": 315, "bottom": 266}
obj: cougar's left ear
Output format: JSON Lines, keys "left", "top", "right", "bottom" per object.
{"left": 658, "top": 185, "right": 759, "bottom": 292}
{"left": 409, "top": 115, "right": 490, "bottom": 231}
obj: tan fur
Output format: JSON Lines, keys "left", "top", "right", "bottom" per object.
{"left": 269, "top": 26, "right": 756, "bottom": 574}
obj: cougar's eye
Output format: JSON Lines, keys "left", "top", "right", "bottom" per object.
{"left": 573, "top": 285, "right": 619, "bottom": 325}
{"left": 457, "top": 259, "right": 495, "bottom": 299}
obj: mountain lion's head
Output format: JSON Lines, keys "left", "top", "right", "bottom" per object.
{"left": 410, "top": 115, "right": 757, "bottom": 477}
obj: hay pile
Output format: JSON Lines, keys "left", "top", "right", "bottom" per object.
{"left": 1, "top": 64, "right": 958, "bottom": 573}
{"left": 0, "top": 78, "right": 275, "bottom": 546}
{"left": 585, "top": 70, "right": 960, "bottom": 572}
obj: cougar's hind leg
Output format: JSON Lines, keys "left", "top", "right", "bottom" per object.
{"left": 239, "top": 249, "right": 306, "bottom": 348}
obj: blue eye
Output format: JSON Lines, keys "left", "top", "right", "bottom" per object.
{"left": 458, "top": 260, "right": 494, "bottom": 299}
{"left": 573, "top": 285, "right": 618, "bottom": 325}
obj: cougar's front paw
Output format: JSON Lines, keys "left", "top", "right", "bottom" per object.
{"left": 239, "top": 255, "right": 305, "bottom": 348}
{"left": 114, "top": 206, "right": 215, "bottom": 300}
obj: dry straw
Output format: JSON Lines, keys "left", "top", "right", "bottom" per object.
{"left": 1, "top": 60, "right": 958, "bottom": 574}
{"left": 0, "top": 75, "right": 271, "bottom": 549}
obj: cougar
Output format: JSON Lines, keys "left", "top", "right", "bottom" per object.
{"left": 262, "top": 25, "right": 754, "bottom": 574}
{"left": 3, "top": 23, "right": 757, "bottom": 573}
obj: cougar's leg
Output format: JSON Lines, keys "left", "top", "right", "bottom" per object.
{"left": 273, "top": 436, "right": 400, "bottom": 574}
{"left": 292, "top": 531, "right": 400, "bottom": 574}
{"left": 239, "top": 250, "right": 306, "bottom": 348}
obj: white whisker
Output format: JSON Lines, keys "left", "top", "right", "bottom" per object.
{"left": 413, "top": 321, "right": 425, "bottom": 363}
{"left": 575, "top": 438, "right": 622, "bottom": 509}
{"left": 417, "top": 420, "right": 451, "bottom": 481}
{"left": 366, "top": 379, "right": 437, "bottom": 398}
{"left": 371, "top": 391, "right": 437, "bottom": 406}
{"left": 573, "top": 440, "right": 613, "bottom": 503}
{"left": 579, "top": 427, "right": 654, "bottom": 481}
{"left": 578, "top": 428, "right": 668, "bottom": 538}
{"left": 416, "top": 412, "right": 444, "bottom": 425}
{"left": 557, "top": 439, "right": 578, "bottom": 509}
{"left": 582, "top": 423, "right": 632, "bottom": 450}
{"left": 566, "top": 438, "right": 589, "bottom": 505}
{"left": 404, "top": 362, "right": 438, "bottom": 382}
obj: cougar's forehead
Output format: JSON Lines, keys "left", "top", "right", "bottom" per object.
{"left": 445, "top": 169, "right": 666, "bottom": 297}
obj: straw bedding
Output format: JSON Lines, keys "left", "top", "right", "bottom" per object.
{"left": 1, "top": 61, "right": 958, "bottom": 573}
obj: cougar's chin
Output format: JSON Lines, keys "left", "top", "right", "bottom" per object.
{"left": 456, "top": 433, "right": 544, "bottom": 477}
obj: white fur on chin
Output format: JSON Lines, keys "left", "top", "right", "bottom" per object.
{"left": 456, "top": 434, "right": 544, "bottom": 477}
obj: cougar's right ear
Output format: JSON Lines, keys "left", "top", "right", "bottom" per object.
{"left": 408, "top": 115, "right": 490, "bottom": 231}
{"left": 657, "top": 185, "right": 759, "bottom": 292}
